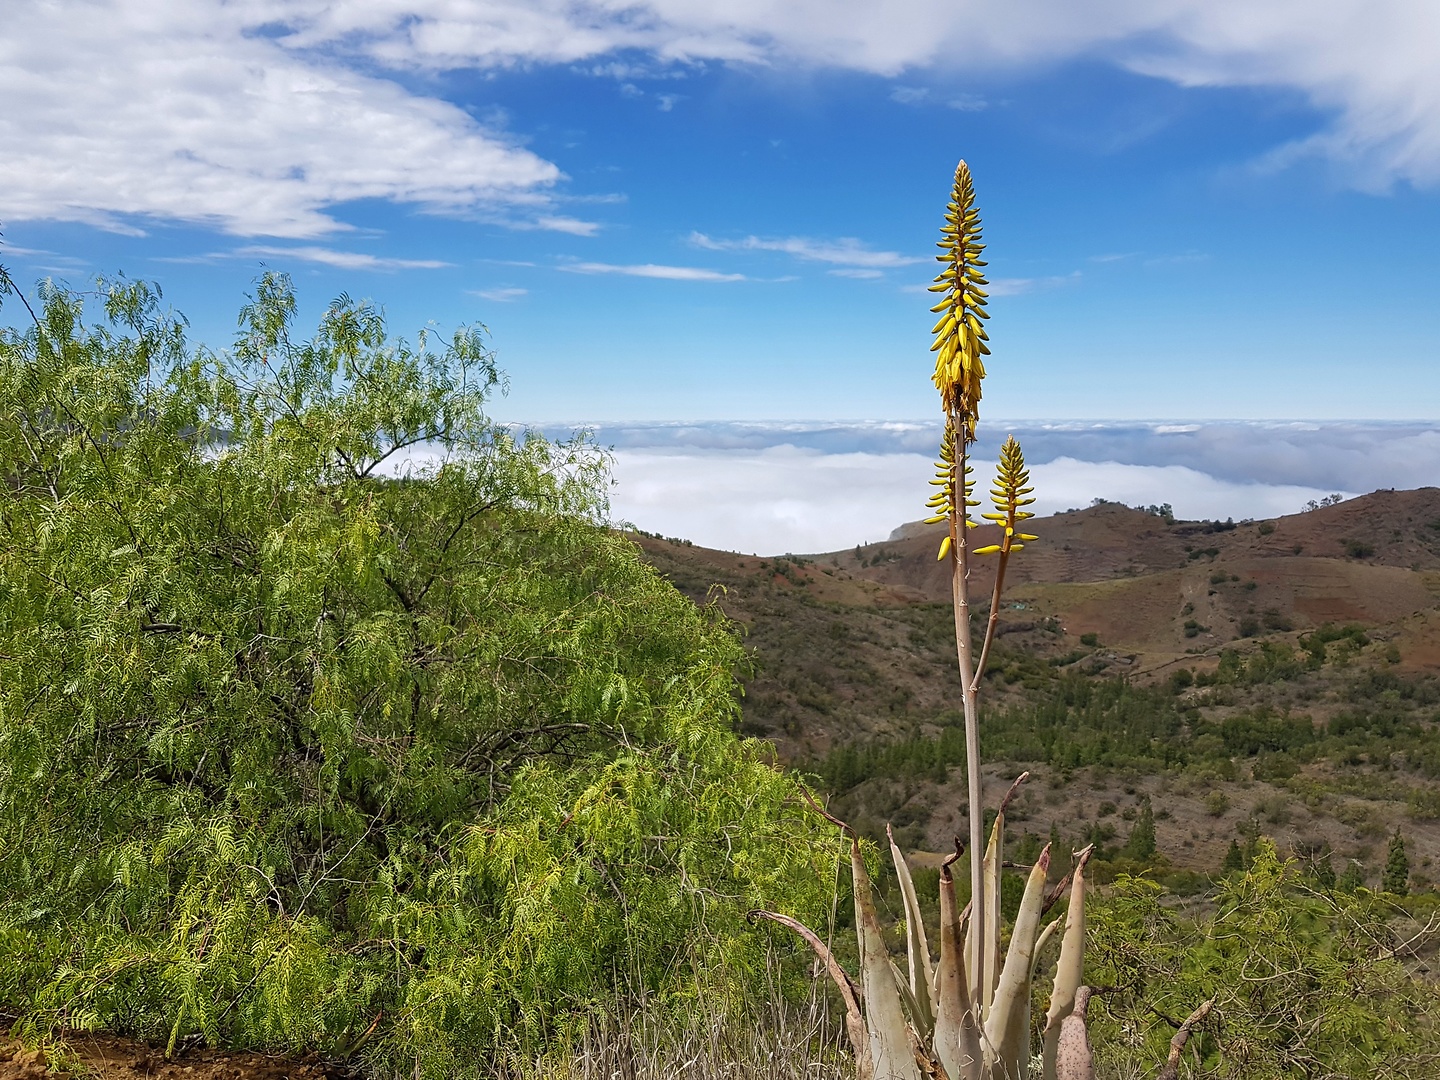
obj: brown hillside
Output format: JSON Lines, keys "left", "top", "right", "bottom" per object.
{"left": 630, "top": 488, "right": 1440, "bottom": 882}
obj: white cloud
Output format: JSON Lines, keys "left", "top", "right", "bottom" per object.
{"left": 472, "top": 286, "right": 528, "bottom": 301}
{"left": 890, "top": 86, "right": 932, "bottom": 104}
{"left": 230, "top": 245, "right": 452, "bottom": 270}
{"left": 578, "top": 420, "right": 1440, "bottom": 553}
{"left": 829, "top": 268, "right": 885, "bottom": 279}
{"left": 1029, "top": 458, "right": 1350, "bottom": 522}
{"left": 605, "top": 445, "right": 1358, "bottom": 555}
{"left": 0, "top": 1, "right": 563, "bottom": 238}
{"left": 7, "top": 1, "right": 1439, "bottom": 246}
{"left": 690, "top": 231, "right": 924, "bottom": 268}
{"left": 890, "top": 85, "right": 987, "bottom": 111}
{"left": 527, "top": 216, "right": 603, "bottom": 236}
{"left": 558, "top": 261, "right": 746, "bottom": 281}
{"left": 609, "top": 447, "right": 934, "bottom": 554}
{"left": 287, "top": 1, "right": 1440, "bottom": 190}
{"left": 946, "top": 93, "right": 988, "bottom": 112}
{"left": 985, "top": 271, "right": 1082, "bottom": 296}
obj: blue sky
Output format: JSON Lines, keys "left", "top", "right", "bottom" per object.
{"left": 3, "top": 2, "right": 1438, "bottom": 550}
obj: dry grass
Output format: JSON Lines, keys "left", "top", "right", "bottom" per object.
{"left": 505, "top": 995, "right": 854, "bottom": 1080}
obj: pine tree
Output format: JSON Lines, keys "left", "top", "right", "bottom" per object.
{"left": 1384, "top": 830, "right": 1411, "bottom": 895}
{"left": 1338, "top": 860, "right": 1366, "bottom": 893}
{"left": 1048, "top": 822, "right": 1067, "bottom": 878}
{"left": 1221, "top": 840, "right": 1246, "bottom": 875}
{"left": 1122, "top": 797, "right": 1157, "bottom": 861}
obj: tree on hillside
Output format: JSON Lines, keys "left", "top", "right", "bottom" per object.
{"left": 1385, "top": 830, "right": 1411, "bottom": 895}
{"left": 1338, "top": 860, "right": 1367, "bottom": 892}
{"left": 0, "top": 274, "right": 835, "bottom": 1077}
{"left": 1221, "top": 840, "right": 1246, "bottom": 875}
{"left": 1122, "top": 796, "right": 1157, "bottom": 861}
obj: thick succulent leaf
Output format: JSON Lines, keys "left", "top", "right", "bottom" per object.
{"left": 1041, "top": 846, "right": 1094, "bottom": 1080}
{"left": 979, "top": 774, "right": 1031, "bottom": 1017}
{"left": 935, "top": 867, "right": 983, "bottom": 1080}
{"left": 889, "top": 824, "right": 936, "bottom": 1036}
{"left": 980, "top": 814, "right": 1002, "bottom": 1014}
{"left": 984, "top": 846, "right": 1052, "bottom": 1080}
{"left": 890, "top": 958, "right": 930, "bottom": 1040}
{"left": 1028, "top": 916, "right": 1062, "bottom": 986}
{"left": 1054, "top": 986, "right": 1095, "bottom": 1080}
{"left": 751, "top": 909, "right": 871, "bottom": 1080}
{"left": 852, "top": 839, "right": 924, "bottom": 1080}
{"left": 1021, "top": 918, "right": 1061, "bottom": 1080}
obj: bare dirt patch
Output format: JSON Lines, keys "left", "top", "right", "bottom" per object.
{"left": 0, "top": 1032, "right": 347, "bottom": 1080}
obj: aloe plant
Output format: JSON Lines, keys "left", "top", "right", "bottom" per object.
{"left": 759, "top": 788, "right": 1094, "bottom": 1080}
{"left": 758, "top": 161, "right": 1098, "bottom": 1079}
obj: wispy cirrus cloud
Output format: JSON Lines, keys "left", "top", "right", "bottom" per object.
{"left": 523, "top": 215, "right": 603, "bottom": 237}
{"left": 229, "top": 246, "right": 452, "bottom": 271}
{"left": 904, "top": 270, "right": 1082, "bottom": 297}
{"left": 889, "top": 86, "right": 988, "bottom": 111}
{"left": 689, "top": 231, "right": 924, "bottom": 270}
{"left": 472, "top": 286, "right": 528, "bottom": 301}
{"left": 986, "top": 271, "right": 1083, "bottom": 296}
{"left": 558, "top": 261, "right": 746, "bottom": 282}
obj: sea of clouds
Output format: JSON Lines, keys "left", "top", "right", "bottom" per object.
{"left": 530, "top": 420, "right": 1440, "bottom": 556}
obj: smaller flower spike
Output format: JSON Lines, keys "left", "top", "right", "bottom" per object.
{"left": 974, "top": 436, "right": 1037, "bottom": 557}
{"left": 925, "top": 424, "right": 979, "bottom": 560}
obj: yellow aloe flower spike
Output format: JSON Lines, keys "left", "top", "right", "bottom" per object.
{"left": 929, "top": 160, "right": 990, "bottom": 439}
{"left": 926, "top": 425, "right": 979, "bottom": 559}
{"left": 975, "top": 435, "right": 1038, "bottom": 557}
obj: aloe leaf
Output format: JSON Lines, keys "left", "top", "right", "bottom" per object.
{"left": 935, "top": 862, "right": 983, "bottom": 1080}
{"left": 984, "top": 846, "right": 1052, "bottom": 1080}
{"left": 1053, "top": 986, "right": 1095, "bottom": 1080}
{"left": 751, "top": 909, "right": 871, "bottom": 1079}
{"left": 890, "top": 958, "right": 928, "bottom": 1036}
{"left": 1028, "top": 916, "right": 1062, "bottom": 986}
{"left": 981, "top": 774, "right": 1030, "bottom": 1016}
{"left": 889, "top": 823, "right": 936, "bottom": 1036}
{"left": 1021, "top": 918, "right": 1061, "bottom": 1080}
{"left": 852, "top": 838, "right": 924, "bottom": 1080}
{"left": 1041, "top": 845, "right": 1094, "bottom": 1080}
{"left": 980, "top": 813, "right": 1002, "bottom": 1015}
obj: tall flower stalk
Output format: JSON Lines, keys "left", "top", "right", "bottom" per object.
{"left": 925, "top": 160, "right": 1025, "bottom": 999}
{"left": 759, "top": 160, "right": 1096, "bottom": 1080}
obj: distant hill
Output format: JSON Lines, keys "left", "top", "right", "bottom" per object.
{"left": 630, "top": 488, "right": 1440, "bottom": 883}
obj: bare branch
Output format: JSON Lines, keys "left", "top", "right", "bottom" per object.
{"left": 1155, "top": 998, "right": 1215, "bottom": 1080}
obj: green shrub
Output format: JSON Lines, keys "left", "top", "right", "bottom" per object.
{"left": 0, "top": 276, "right": 834, "bottom": 1075}
{"left": 1090, "top": 842, "right": 1440, "bottom": 1079}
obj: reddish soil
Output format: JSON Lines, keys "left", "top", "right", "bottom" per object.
{"left": 0, "top": 1033, "right": 347, "bottom": 1080}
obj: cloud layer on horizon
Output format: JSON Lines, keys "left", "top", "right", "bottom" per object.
{"left": 585, "top": 420, "right": 1439, "bottom": 554}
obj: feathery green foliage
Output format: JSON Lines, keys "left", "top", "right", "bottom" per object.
{"left": 1089, "top": 840, "right": 1440, "bottom": 1079}
{"left": 0, "top": 274, "right": 836, "bottom": 1076}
